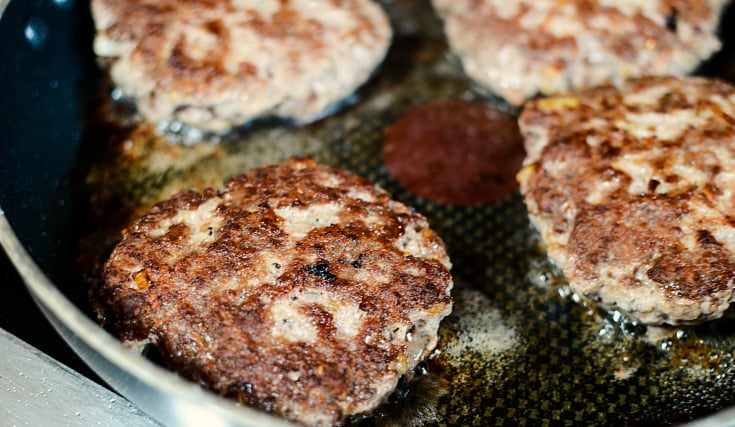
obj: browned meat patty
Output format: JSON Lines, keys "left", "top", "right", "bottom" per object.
{"left": 432, "top": 0, "right": 731, "bottom": 107}
{"left": 382, "top": 99, "right": 525, "bottom": 206}
{"left": 517, "top": 76, "right": 735, "bottom": 326}
{"left": 91, "top": 0, "right": 392, "bottom": 132}
{"left": 92, "top": 158, "right": 453, "bottom": 426}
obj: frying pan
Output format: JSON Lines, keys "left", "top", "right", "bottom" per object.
{"left": 2, "top": 0, "right": 735, "bottom": 426}
{"left": 0, "top": 0, "right": 293, "bottom": 425}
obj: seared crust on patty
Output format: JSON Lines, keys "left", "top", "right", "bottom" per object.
{"left": 517, "top": 76, "right": 735, "bottom": 326}
{"left": 432, "top": 0, "right": 731, "bottom": 106}
{"left": 92, "top": 158, "right": 453, "bottom": 426}
{"left": 91, "top": 0, "right": 392, "bottom": 132}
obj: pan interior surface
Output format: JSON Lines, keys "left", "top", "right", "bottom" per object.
{"left": 0, "top": 1, "right": 295, "bottom": 426}
{"left": 2, "top": 0, "right": 735, "bottom": 426}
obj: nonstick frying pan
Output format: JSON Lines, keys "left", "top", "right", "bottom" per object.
{"left": 0, "top": 0, "right": 294, "bottom": 425}
{"left": 2, "top": 0, "right": 735, "bottom": 426}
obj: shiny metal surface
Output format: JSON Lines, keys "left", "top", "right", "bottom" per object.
{"left": 0, "top": 327, "right": 160, "bottom": 427}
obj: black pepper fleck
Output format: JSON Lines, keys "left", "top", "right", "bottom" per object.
{"left": 352, "top": 253, "right": 366, "bottom": 269}
{"left": 306, "top": 263, "right": 337, "bottom": 281}
{"left": 665, "top": 8, "right": 678, "bottom": 33}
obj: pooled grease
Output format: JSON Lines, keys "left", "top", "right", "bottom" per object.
{"left": 352, "top": 288, "right": 522, "bottom": 427}
{"left": 440, "top": 289, "right": 520, "bottom": 361}
{"left": 78, "top": 32, "right": 735, "bottom": 426}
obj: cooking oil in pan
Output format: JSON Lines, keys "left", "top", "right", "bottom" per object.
{"left": 74, "top": 33, "right": 735, "bottom": 427}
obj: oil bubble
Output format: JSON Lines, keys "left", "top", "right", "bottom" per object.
{"left": 24, "top": 16, "right": 49, "bottom": 51}
{"left": 52, "top": 0, "right": 75, "bottom": 9}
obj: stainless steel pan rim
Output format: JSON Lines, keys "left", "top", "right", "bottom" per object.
{"left": 0, "top": 209, "right": 295, "bottom": 427}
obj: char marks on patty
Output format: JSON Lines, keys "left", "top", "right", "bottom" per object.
{"left": 517, "top": 76, "right": 735, "bottom": 326}
{"left": 432, "top": 0, "right": 731, "bottom": 106}
{"left": 91, "top": 0, "right": 393, "bottom": 132}
{"left": 92, "top": 158, "right": 453, "bottom": 426}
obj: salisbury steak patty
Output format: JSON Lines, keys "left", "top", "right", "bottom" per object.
{"left": 91, "top": 0, "right": 392, "bottom": 132}
{"left": 432, "top": 0, "right": 731, "bottom": 107}
{"left": 92, "top": 158, "right": 453, "bottom": 426}
{"left": 517, "top": 76, "right": 735, "bottom": 326}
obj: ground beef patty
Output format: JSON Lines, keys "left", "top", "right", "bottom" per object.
{"left": 92, "top": 158, "right": 453, "bottom": 426}
{"left": 517, "top": 76, "right": 735, "bottom": 326}
{"left": 91, "top": 0, "right": 392, "bottom": 132}
{"left": 382, "top": 99, "right": 525, "bottom": 206}
{"left": 431, "top": 0, "right": 731, "bottom": 107}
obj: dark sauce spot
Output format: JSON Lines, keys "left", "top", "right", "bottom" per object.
{"left": 648, "top": 179, "right": 660, "bottom": 192}
{"left": 383, "top": 99, "right": 525, "bottom": 206}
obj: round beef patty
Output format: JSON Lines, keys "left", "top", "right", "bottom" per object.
{"left": 382, "top": 99, "right": 525, "bottom": 206}
{"left": 431, "top": 0, "right": 730, "bottom": 107}
{"left": 91, "top": 0, "right": 392, "bottom": 132}
{"left": 517, "top": 76, "right": 735, "bottom": 326}
{"left": 92, "top": 158, "right": 453, "bottom": 426}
